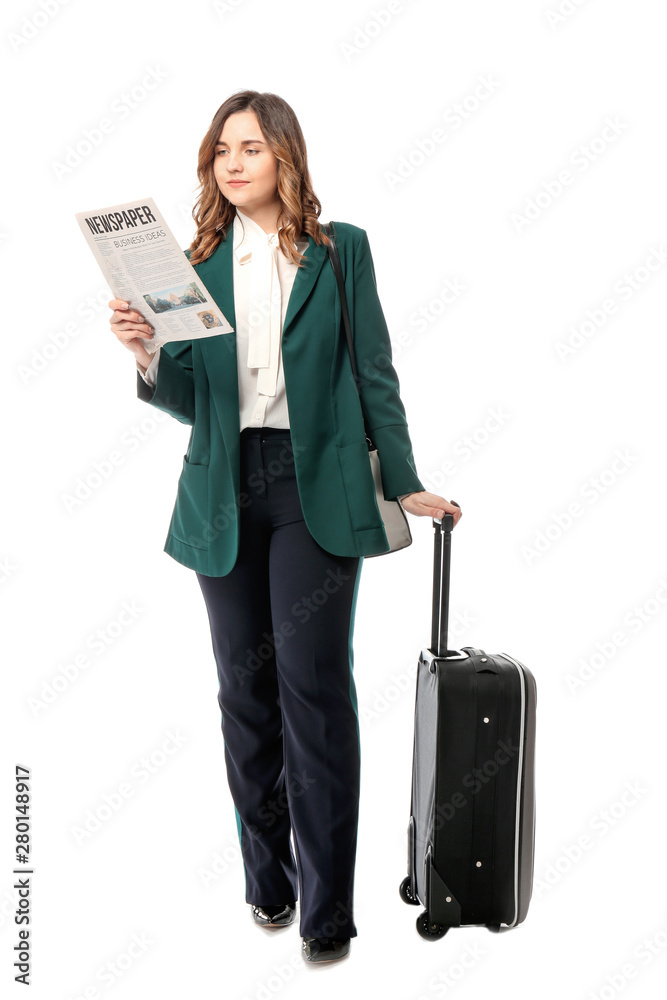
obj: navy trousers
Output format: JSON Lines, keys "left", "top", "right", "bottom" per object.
{"left": 196, "top": 426, "right": 363, "bottom": 940}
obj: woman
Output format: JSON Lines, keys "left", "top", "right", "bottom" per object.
{"left": 109, "top": 90, "right": 462, "bottom": 964}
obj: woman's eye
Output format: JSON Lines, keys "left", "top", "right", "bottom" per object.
{"left": 215, "top": 149, "right": 259, "bottom": 156}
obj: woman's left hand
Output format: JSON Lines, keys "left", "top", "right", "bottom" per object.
{"left": 400, "top": 492, "right": 462, "bottom": 526}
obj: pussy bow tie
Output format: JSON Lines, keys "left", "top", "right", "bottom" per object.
{"left": 240, "top": 231, "right": 282, "bottom": 397}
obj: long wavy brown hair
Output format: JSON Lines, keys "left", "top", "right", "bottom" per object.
{"left": 187, "top": 90, "right": 330, "bottom": 267}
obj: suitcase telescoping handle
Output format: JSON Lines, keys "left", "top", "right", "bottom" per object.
{"left": 431, "top": 503, "right": 461, "bottom": 658}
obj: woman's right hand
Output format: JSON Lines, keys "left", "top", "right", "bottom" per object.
{"left": 108, "top": 298, "right": 155, "bottom": 370}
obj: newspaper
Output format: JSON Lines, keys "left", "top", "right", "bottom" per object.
{"left": 75, "top": 196, "right": 233, "bottom": 353}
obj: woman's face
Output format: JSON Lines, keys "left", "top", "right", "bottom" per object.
{"left": 213, "top": 110, "right": 280, "bottom": 219}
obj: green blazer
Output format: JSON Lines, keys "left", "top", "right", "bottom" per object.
{"left": 136, "top": 221, "right": 426, "bottom": 575}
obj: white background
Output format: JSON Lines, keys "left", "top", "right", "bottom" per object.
{"left": 2, "top": 1, "right": 666, "bottom": 998}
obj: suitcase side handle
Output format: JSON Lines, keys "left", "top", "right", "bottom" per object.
{"left": 431, "top": 505, "right": 460, "bottom": 658}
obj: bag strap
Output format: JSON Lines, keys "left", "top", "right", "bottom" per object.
{"left": 323, "top": 221, "right": 375, "bottom": 451}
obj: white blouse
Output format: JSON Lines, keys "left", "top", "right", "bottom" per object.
{"left": 137, "top": 208, "right": 305, "bottom": 429}
{"left": 136, "top": 210, "right": 414, "bottom": 502}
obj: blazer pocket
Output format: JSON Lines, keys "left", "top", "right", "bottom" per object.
{"left": 336, "top": 441, "right": 381, "bottom": 531}
{"left": 168, "top": 455, "right": 209, "bottom": 549}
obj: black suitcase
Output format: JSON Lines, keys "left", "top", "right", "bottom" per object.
{"left": 400, "top": 512, "right": 537, "bottom": 939}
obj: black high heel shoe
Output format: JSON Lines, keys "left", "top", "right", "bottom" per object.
{"left": 250, "top": 903, "right": 297, "bottom": 927}
{"left": 301, "top": 936, "right": 351, "bottom": 963}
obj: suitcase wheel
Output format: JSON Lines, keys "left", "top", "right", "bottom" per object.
{"left": 399, "top": 876, "right": 420, "bottom": 905}
{"left": 416, "top": 911, "right": 449, "bottom": 940}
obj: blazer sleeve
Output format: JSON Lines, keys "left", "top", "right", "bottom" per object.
{"left": 136, "top": 339, "right": 194, "bottom": 425}
{"left": 135, "top": 247, "right": 195, "bottom": 425}
{"left": 348, "top": 228, "right": 426, "bottom": 501}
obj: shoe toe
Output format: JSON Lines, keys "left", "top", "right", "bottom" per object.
{"left": 302, "top": 936, "right": 351, "bottom": 962}
{"left": 251, "top": 903, "right": 296, "bottom": 927}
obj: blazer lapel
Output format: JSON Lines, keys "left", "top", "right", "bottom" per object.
{"left": 282, "top": 232, "right": 329, "bottom": 337}
{"left": 195, "top": 233, "right": 240, "bottom": 454}
{"left": 195, "top": 225, "right": 330, "bottom": 454}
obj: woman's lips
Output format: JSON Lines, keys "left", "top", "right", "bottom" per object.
{"left": 227, "top": 181, "right": 249, "bottom": 187}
